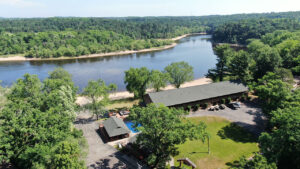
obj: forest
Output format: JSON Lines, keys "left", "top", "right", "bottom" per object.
{"left": 207, "top": 30, "right": 300, "bottom": 169}
{"left": 1, "top": 11, "right": 300, "bottom": 58}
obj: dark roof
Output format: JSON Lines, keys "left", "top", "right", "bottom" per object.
{"left": 103, "top": 117, "right": 130, "bottom": 137}
{"left": 146, "top": 81, "right": 248, "bottom": 107}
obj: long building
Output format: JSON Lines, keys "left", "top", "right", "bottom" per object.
{"left": 144, "top": 81, "right": 248, "bottom": 108}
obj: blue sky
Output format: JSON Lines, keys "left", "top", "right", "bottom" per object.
{"left": 0, "top": 0, "right": 300, "bottom": 18}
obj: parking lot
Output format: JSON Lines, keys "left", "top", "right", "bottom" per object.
{"left": 187, "top": 101, "right": 267, "bottom": 136}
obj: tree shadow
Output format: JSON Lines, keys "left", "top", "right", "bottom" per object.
{"left": 74, "top": 116, "right": 96, "bottom": 124}
{"left": 226, "top": 160, "right": 240, "bottom": 168}
{"left": 88, "top": 152, "right": 146, "bottom": 169}
{"left": 217, "top": 123, "right": 257, "bottom": 143}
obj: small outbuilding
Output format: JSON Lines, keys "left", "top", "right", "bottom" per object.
{"left": 99, "top": 116, "right": 130, "bottom": 142}
{"left": 144, "top": 81, "right": 248, "bottom": 108}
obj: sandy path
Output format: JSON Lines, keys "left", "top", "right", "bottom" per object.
{"left": 0, "top": 33, "right": 206, "bottom": 63}
{"left": 76, "top": 77, "right": 212, "bottom": 106}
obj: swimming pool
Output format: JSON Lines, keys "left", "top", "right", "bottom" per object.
{"left": 125, "top": 121, "right": 140, "bottom": 133}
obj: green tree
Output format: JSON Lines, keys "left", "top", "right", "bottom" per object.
{"left": 248, "top": 40, "right": 282, "bottom": 79}
{"left": 274, "top": 68, "right": 294, "bottom": 85}
{"left": 207, "top": 44, "right": 233, "bottom": 81}
{"left": 124, "top": 67, "right": 151, "bottom": 99}
{"left": 51, "top": 141, "right": 85, "bottom": 169}
{"left": 254, "top": 72, "right": 292, "bottom": 115}
{"left": 228, "top": 50, "right": 253, "bottom": 83}
{"left": 259, "top": 106, "right": 300, "bottom": 169}
{"left": 231, "top": 153, "right": 277, "bottom": 169}
{"left": 150, "top": 70, "right": 170, "bottom": 92}
{"left": 83, "top": 79, "right": 117, "bottom": 120}
{"left": 0, "top": 72, "right": 83, "bottom": 168}
{"left": 129, "top": 104, "right": 207, "bottom": 168}
{"left": 164, "top": 62, "right": 194, "bottom": 88}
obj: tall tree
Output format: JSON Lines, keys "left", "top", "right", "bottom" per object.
{"left": 82, "top": 79, "right": 117, "bottom": 120}
{"left": 0, "top": 71, "right": 84, "bottom": 168}
{"left": 228, "top": 50, "right": 253, "bottom": 83}
{"left": 124, "top": 67, "right": 151, "bottom": 99}
{"left": 254, "top": 72, "right": 292, "bottom": 115}
{"left": 149, "top": 70, "right": 170, "bottom": 92}
{"left": 164, "top": 62, "right": 194, "bottom": 88}
{"left": 207, "top": 44, "right": 233, "bottom": 81}
{"left": 248, "top": 40, "right": 282, "bottom": 80}
{"left": 259, "top": 106, "right": 300, "bottom": 169}
{"left": 129, "top": 104, "right": 207, "bottom": 168}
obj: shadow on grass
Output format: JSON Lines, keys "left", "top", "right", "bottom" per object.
{"left": 217, "top": 123, "right": 257, "bottom": 143}
{"left": 226, "top": 160, "right": 240, "bottom": 168}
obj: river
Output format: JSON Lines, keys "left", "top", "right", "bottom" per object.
{"left": 0, "top": 35, "right": 217, "bottom": 91}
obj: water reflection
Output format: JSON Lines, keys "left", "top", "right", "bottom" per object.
{"left": 0, "top": 35, "right": 217, "bottom": 91}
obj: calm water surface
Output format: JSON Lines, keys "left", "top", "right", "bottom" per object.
{"left": 0, "top": 35, "right": 217, "bottom": 91}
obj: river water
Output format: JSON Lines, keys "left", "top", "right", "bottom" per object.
{"left": 0, "top": 35, "right": 217, "bottom": 91}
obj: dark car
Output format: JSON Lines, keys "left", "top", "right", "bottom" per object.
{"left": 227, "top": 102, "right": 241, "bottom": 110}
{"left": 219, "top": 104, "right": 226, "bottom": 110}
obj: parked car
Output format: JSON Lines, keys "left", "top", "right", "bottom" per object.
{"left": 214, "top": 105, "right": 220, "bottom": 111}
{"left": 219, "top": 104, "right": 226, "bottom": 110}
{"left": 209, "top": 106, "right": 215, "bottom": 111}
{"left": 227, "top": 102, "right": 241, "bottom": 110}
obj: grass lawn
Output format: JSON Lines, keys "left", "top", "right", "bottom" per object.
{"left": 106, "top": 98, "right": 139, "bottom": 110}
{"left": 174, "top": 116, "right": 259, "bottom": 169}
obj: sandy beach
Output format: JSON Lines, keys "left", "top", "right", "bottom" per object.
{"left": 76, "top": 77, "right": 212, "bottom": 106}
{"left": 0, "top": 33, "right": 206, "bottom": 63}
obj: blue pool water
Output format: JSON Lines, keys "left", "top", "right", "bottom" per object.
{"left": 125, "top": 121, "right": 140, "bottom": 133}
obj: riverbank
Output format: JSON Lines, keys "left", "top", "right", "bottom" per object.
{"left": 76, "top": 77, "right": 212, "bottom": 106}
{"left": 0, "top": 33, "right": 206, "bottom": 62}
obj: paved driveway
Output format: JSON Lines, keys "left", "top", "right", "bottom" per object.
{"left": 75, "top": 116, "right": 118, "bottom": 167}
{"left": 187, "top": 101, "right": 267, "bottom": 136}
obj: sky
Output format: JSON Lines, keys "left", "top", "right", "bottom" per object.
{"left": 0, "top": 0, "right": 300, "bottom": 18}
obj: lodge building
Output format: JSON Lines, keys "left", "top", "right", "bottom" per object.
{"left": 144, "top": 81, "right": 248, "bottom": 108}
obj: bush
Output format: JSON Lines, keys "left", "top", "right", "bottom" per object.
{"left": 192, "top": 104, "right": 200, "bottom": 112}
{"left": 203, "top": 103, "right": 208, "bottom": 109}
{"left": 221, "top": 98, "right": 226, "bottom": 104}
{"left": 226, "top": 97, "right": 232, "bottom": 104}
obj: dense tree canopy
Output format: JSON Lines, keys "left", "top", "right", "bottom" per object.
{"left": 129, "top": 104, "right": 207, "bottom": 168}
{"left": 164, "top": 62, "right": 194, "bottom": 88}
{"left": 259, "top": 106, "right": 300, "bottom": 169}
{"left": 82, "top": 79, "right": 117, "bottom": 120}
{"left": 124, "top": 67, "right": 151, "bottom": 99}
{"left": 212, "top": 18, "right": 300, "bottom": 44}
{"left": 206, "top": 44, "right": 233, "bottom": 82}
{"left": 0, "top": 69, "right": 85, "bottom": 169}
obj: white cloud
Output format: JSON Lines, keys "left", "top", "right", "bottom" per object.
{"left": 0, "top": 0, "right": 43, "bottom": 7}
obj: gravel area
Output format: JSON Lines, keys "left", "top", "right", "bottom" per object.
{"left": 74, "top": 111, "right": 142, "bottom": 169}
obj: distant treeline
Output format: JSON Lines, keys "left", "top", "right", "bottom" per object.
{"left": 0, "top": 30, "right": 172, "bottom": 58}
{"left": 1, "top": 11, "right": 300, "bottom": 58}
{"left": 212, "top": 18, "right": 300, "bottom": 44}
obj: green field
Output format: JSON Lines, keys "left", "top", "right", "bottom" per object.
{"left": 174, "top": 116, "right": 259, "bottom": 169}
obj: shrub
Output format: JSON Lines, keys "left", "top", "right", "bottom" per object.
{"left": 226, "top": 97, "right": 232, "bottom": 104}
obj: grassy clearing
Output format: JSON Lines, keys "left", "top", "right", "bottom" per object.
{"left": 174, "top": 116, "right": 258, "bottom": 169}
{"left": 106, "top": 98, "right": 139, "bottom": 110}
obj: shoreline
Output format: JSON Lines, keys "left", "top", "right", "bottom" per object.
{"left": 76, "top": 77, "right": 212, "bottom": 106}
{"left": 0, "top": 33, "right": 206, "bottom": 63}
